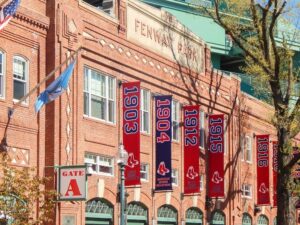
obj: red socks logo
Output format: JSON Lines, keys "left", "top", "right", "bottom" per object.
{"left": 258, "top": 183, "right": 269, "bottom": 194}
{"left": 157, "top": 162, "right": 170, "bottom": 176}
{"left": 211, "top": 171, "right": 223, "bottom": 184}
{"left": 186, "top": 166, "right": 198, "bottom": 180}
{"left": 127, "top": 153, "right": 139, "bottom": 168}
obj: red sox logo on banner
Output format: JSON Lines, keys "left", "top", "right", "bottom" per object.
{"left": 208, "top": 114, "right": 224, "bottom": 198}
{"left": 256, "top": 135, "right": 270, "bottom": 205}
{"left": 123, "top": 82, "right": 141, "bottom": 186}
{"left": 273, "top": 141, "right": 278, "bottom": 207}
{"left": 183, "top": 105, "right": 200, "bottom": 194}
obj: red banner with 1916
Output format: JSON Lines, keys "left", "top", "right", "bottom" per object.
{"left": 183, "top": 105, "right": 200, "bottom": 194}
{"left": 272, "top": 141, "right": 278, "bottom": 207}
{"left": 208, "top": 114, "right": 224, "bottom": 198}
{"left": 256, "top": 135, "right": 270, "bottom": 205}
{"left": 123, "top": 82, "right": 140, "bottom": 186}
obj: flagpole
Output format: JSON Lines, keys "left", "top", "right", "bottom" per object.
{"left": 11, "top": 47, "right": 82, "bottom": 111}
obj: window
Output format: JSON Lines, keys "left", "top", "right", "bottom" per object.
{"left": 172, "top": 100, "right": 180, "bottom": 142}
{"left": 241, "top": 134, "right": 245, "bottom": 161}
{"left": 200, "top": 174, "right": 204, "bottom": 191}
{"left": 172, "top": 169, "right": 178, "bottom": 186}
{"left": 84, "top": 67, "right": 116, "bottom": 123}
{"left": 0, "top": 51, "right": 5, "bottom": 98}
{"left": 140, "top": 89, "right": 150, "bottom": 134}
{"left": 199, "top": 111, "right": 205, "bottom": 149}
{"left": 245, "top": 136, "right": 252, "bottom": 162}
{"left": 85, "top": 153, "right": 114, "bottom": 176}
{"left": 241, "top": 184, "right": 252, "bottom": 198}
{"left": 13, "top": 56, "right": 28, "bottom": 101}
{"left": 83, "top": 0, "right": 115, "bottom": 16}
{"left": 140, "top": 163, "right": 149, "bottom": 181}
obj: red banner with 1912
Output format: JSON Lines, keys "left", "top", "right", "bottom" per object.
{"left": 272, "top": 141, "right": 278, "bottom": 207}
{"left": 183, "top": 105, "right": 200, "bottom": 194}
{"left": 208, "top": 114, "right": 224, "bottom": 198}
{"left": 123, "top": 82, "right": 141, "bottom": 186}
{"left": 256, "top": 135, "right": 270, "bottom": 205}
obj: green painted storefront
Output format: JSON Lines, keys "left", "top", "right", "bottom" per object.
{"left": 185, "top": 207, "right": 203, "bottom": 225}
{"left": 157, "top": 205, "right": 178, "bottom": 225}
{"left": 126, "top": 202, "right": 148, "bottom": 225}
{"left": 242, "top": 213, "right": 252, "bottom": 225}
{"left": 85, "top": 198, "right": 113, "bottom": 225}
{"left": 210, "top": 211, "right": 225, "bottom": 225}
{"left": 257, "top": 215, "right": 269, "bottom": 225}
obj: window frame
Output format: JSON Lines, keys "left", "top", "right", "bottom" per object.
{"left": 172, "top": 100, "right": 180, "bottom": 142}
{"left": 241, "top": 183, "right": 252, "bottom": 199}
{"left": 199, "top": 111, "right": 205, "bottom": 149}
{"left": 83, "top": 66, "right": 116, "bottom": 124}
{"left": 84, "top": 152, "right": 114, "bottom": 177}
{"left": 200, "top": 174, "right": 204, "bottom": 191}
{"left": 0, "top": 51, "right": 5, "bottom": 99}
{"left": 241, "top": 134, "right": 245, "bottom": 161}
{"left": 171, "top": 169, "right": 178, "bottom": 186}
{"left": 245, "top": 135, "right": 252, "bottom": 163}
{"left": 13, "top": 55, "right": 29, "bottom": 103}
{"left": 140, "top": 163, "right": 149, "bottom": 182}
{"left": 80, "top": 0, "right": 116, "bottom": 18}
{"left": 140, "top": 89, "right": 150, "bottom": 134}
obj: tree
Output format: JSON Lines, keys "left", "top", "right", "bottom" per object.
{"left": 0, "top": 154, "right": 56, "bottom": 225}
{"left": 201, "top": 0, "right": 300, "bottom": 224}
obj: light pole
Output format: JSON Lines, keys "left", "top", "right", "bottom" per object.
{"left": 117, "top": 143, "right": 128, "bottom": 225}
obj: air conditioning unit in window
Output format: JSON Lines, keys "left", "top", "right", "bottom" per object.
{"left": 102, "top": 0, "right": 114, "bottom": 15}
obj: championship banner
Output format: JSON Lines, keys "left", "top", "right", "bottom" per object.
{"left": 183, "top": 105, "right": 200, "bottom": 194}
{"left": 272, "top": 141, "right": 278, "bottom": 207}
{"left": 256, "top": 135, "right": 270, "bottom": 205}
{"left": 123, "top": 82, "right": 140, "bottom": 186}
{"left": 208, "top": 114, "right": 224, "bottom": 198}
{"left": 155, "top": 95, "right": 172, "bottom": 191}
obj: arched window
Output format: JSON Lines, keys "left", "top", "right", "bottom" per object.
{"left": 0, "top": 50, "right": 5, "bottom": 98}
{"left": 186, "top": 207, "right": 203, "bottom": 224}
{"left": 85, "top": 198, "right": 113, "bottom": 225}
{"left": 257, "top": 215, "right": 269, "bottom": 225}
{"left": 242, "top": 213, "right": 252, "bottom": 225}
{"left": 13, "top": 56, "right": 28, "bottom": 101}
{"left": 127, "top": 202, "right": 148, "bottom": 224}
{"left": 211, "top": 211, "right": 225, "bottom": 225}
{"left": 157, "top": 205, "right": 177, "bottom": 224}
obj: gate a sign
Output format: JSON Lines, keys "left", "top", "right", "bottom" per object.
{"left": 58, "top": 165, "right": 87, "bottom": 201}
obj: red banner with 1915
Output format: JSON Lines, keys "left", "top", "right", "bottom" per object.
{"left": 208, "top": 114, "right": 224, "bottom": 198}
{"left": 256, "top": 135, "right": 270, "bottom": 205}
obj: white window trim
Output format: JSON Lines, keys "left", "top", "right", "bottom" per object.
{"left": 199, "top": 111, "right": 205, "bottom": 150}
{"left": 85, "top": 153, "right": 115, "bottom": 177}
{"left": 172, "top": 100, "right": 180, "bottom": 142}
{"left": 84, "top": 66, "right": 116, "bottom": 124}
{"left": 0, "top": 51, "right": 5, "bottom": 99}
{"left": 241, "top": 134, "right": 245, "bottom": 161}
{"left": 13, "top": 55, "right": 29, "bottom": 104}
{"left": 241, "top": 184, "right": 252, "bottom": 199}
{"left": 172, "top": 169, "right": 178, "bottom": 186}
{"left": 140, "top": 163, "right": 149, "bottom": 182}
{"left": 200, "top": 174, "right": 204, "bottom": 191}
{"left": 140, "top": 89, "right": 150, "bottom": 134}
{"left": 245, "top": 135, "right": 252, "bottom": 163}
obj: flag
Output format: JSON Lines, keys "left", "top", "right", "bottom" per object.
{"left": 35, "top": 60, "right": 76, "bottom": 112}
{"left": 0, "top": 0, "right": 20, "bottom": 31}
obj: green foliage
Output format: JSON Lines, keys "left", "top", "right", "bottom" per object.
{"left": 0, "top": 154, "right": 56, "bottom": 225}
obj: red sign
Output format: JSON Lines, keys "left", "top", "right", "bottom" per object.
{"left": 123, "top": 82, "right": 140, "bottom": 186}
{"left": 183, "top": 105, "right": 200, "bottom": 194}
{"left": 208, "top": 114, "right": 224, "bottom": 198}
{"left": 256, "top": 135, "right": 270, "bottom": 205}
{"left": 273, "top": 141, "right": 278, "bottom": 207}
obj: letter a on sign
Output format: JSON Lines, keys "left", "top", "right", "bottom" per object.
{"left": 65, "top": 179, "right": 82, "bottom": 196}
{"left": 58, "top": 166, "right": 87, "bottom": 201}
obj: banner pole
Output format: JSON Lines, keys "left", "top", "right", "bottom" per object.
{"left": 11, "top": 47, "right": 82, "bottom": 111}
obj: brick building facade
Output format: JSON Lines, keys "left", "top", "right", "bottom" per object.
{"left": 0, "top": 0, "right": 293, "bottom": 224}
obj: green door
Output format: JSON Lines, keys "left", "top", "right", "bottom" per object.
{"left": 242, "top": 213, "right": 252, "bottom": 225}
{"left": 211, "top": 211, "right": 225, "bottom": 225}
{"left": 257, "top": 215, "right": 269, "bottom": 225}
{"left": 186, "top": 207, "right": 203, "bottom": 225}
{"left": 126, "top": 202, "right": 148, "bottom": 225}
{"left": 85, "top": 198, "right": 113, "bottom": 225}
{"left": 157, "top": 205, "right": 177, "bottom": 225}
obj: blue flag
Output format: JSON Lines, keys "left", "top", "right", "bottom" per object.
{"left": 35, "top": 60, "right": 76, "bottom": 112}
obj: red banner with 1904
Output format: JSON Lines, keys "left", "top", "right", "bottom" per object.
{"left": 123, "top": 82, "right": 141, "bottom": 186}
{"left": 208, "top": 114, "right": 224, "bottom": 198}
{"left": 256, "top": 135, "right": 270, "bottom": 205}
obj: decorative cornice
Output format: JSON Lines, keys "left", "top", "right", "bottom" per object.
{"left": 15, "top": 6, "right": 50, "bottom": 31}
